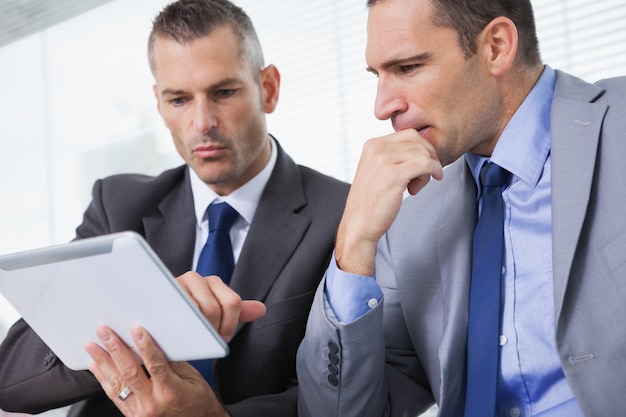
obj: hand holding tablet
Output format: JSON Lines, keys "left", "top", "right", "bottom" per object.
{"left": 0, "top": 232, "right": 235, "bottom": 370}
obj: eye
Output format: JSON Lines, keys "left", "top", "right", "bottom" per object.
{"left": 215, "top": 89, "right": 236, "bottom": 98}
{"left": 399, "top": 64, "right": 420, "bottom": 74}
{"left": 169, "top": 97, "right": 187, "bottom": 106}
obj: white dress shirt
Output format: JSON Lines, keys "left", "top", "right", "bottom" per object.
{"left": 188, "top": 137, "right": 277, "bottom": 270}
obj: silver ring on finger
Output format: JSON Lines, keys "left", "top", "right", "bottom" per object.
{"left": 118, "top": 386, "right": 133, "bottom": 401}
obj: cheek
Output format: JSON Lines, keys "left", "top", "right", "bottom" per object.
{"left": 172, "top": 135, "right": 192, "bottom": 163}
{"left": 160, "top": 110, "right": 181, "bottom": 135}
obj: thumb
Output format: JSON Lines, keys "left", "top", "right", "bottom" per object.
{"left": 239, "top": 300, "right": 266, "bottom": 323}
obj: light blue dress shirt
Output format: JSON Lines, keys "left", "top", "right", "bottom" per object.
{"left": 326, "top": 66, "right": 584, "bottom": 416}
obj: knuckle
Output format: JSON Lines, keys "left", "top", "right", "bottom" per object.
{"left": 205, "top": 275, "right": 223, "bottom": 286}
{"left": 107, "top": 376, "right": 124, "bottom": 394}
{"left": 146, "top": 358, "right": 169, "bottom": 378}
{"left": 203, "top": 302, "right": 222, "bottom": 320}
{"left": 119, "top": 365, "right": 141, "bottom": 383}
{"left": 363, "top": 137, "right": 380, "bottom": 154}
{"left": 222, "top": 293, "right": 242, "bottom": 310}
{"left": 101, "top": 337, "right": 122, "bottom": 353}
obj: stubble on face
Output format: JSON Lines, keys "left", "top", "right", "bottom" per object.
{"left": 187, "top": 124, "right": 270, "bottom": 191}
{"left": 153, "top": 28, "right": 272, "bottom": 196}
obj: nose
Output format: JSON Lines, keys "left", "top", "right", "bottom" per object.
{"left": 193, "top": 98, "right": 218, "bottom": 134}
{"left": 373, "top": 76, "right": 408, "bottom": 121}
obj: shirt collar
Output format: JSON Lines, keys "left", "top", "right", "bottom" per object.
{"left": 190, "top": 136, "right": 278, "bottom": 226}
{"left": 466, "top": 65, "right": 555, "bottom": 190}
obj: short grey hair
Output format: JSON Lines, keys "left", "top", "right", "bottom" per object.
{"left": 366, "top": 0, "right": 541, "bottom": 65}
{"left": 148, "top": 0, "right": 265, "bottom": 74}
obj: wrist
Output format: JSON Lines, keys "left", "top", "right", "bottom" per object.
{"left": 335, "top": 222, "right": 378, "bottom": 276}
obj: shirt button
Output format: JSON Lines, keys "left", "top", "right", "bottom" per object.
{"left": 509, "top": 407, "right": 520, "bottom": 417}
{"left": 499, "top": 335, "right": 508, "bottom": 346}
{"left": 367, "top": 298, "right": 378, "bottom": 309}
{"left": 502, "top": 266, "right": 506, "bottom": 275}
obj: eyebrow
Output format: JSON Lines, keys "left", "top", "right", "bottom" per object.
{"left": 366, "top": 52, "right": 433, "bottom": 74}
{"left": 160, "top": 88, "right": 187, "bottom": 96}
{"left": 160, "top": 78, "right": 243, "bottom": 96}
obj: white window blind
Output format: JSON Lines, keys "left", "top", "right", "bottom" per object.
{"left": 1, "top": 0, "right": 623, "bottom": 253}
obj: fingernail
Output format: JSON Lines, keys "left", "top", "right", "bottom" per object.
{"left": 85, "top": 343, "right": 95, "bottom": 356}
{"left": 131, "top": 326, "right": 144, "bottom": 341}
{"left": 96, "top": 327, "right": 110, "bottom": 342}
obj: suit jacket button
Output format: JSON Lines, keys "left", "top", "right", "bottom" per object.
{"left": 43, "top": 351, "right": 56, "bottom": 367}
{"left": 328, "top": 363, "right": 339, "bottom": 375}
{"left": 328, "top": 352, "right": 340, "bottom": 365}
{"left": 328, "top": 341, "right": 339, "bottom": 354}
{"left": 327, "top": 374, "right": 339, "bottom": 386}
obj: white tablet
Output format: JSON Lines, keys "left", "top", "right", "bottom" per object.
{"left": 0, "top": 231, "right": 228, "bottom": 370}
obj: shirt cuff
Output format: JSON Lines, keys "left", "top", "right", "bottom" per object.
{"left": 324, "top": 252, "right": 383, "bottom": 324}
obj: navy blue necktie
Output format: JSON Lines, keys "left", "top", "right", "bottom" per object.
{"left": 191, "top": 201, "right": 239, "bottom": 385}
{"left": 196, "top": 201, "right": 239, "bottom": 284}
{"left": 464, "top": 163, "right": 511, "bottom": 417}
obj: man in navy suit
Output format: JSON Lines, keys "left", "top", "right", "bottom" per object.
{"left": 0, "top": 1, "right": 348, "bottom": 416}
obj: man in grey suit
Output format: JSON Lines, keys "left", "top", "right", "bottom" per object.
{"left": 297, "top": 0, "right": 626, "bottom": 416}
{"left": 0, "top": 1, "right": 348, "bottom": 416}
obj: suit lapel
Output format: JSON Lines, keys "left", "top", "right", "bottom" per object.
{"left": 138, "top": 146, "right": 309, "bottom": 314}
{"left": 550, "top": 71, "right": 607, "bottom": 320}
{"left": 229, "top": 143, "right": 310, "bottom": 303}
{"left": 436, "top": 158, "right": 477, "bottom": 416}
{"left": 143, "top": 168, "right": 196, "bottom": 277}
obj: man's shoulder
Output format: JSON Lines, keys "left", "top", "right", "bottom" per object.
{"left": 297, "top": 164, "right": 350, "bottom": 190}
{"left": 99, "top": 165, "right": 186, "bottom": 189}
{"left": 269, "top": 144, "right": 350, "bottom": 208}
{"left": 92, "top": 165, "right": 189, "bottom": 208}
{"left": 595, "top": 75, "right": 626, "bottom": 90}
{"left": 294, "top": 164, "right": 351, "bottom": 210}
{"left": 555, "top": 69, "right": 626, "bottom": 104}
{"left": 594, "top": 76, "right": 626, "bottom": 111}
{"left": 273, "top": 142, "right": 349, "bottom": 191}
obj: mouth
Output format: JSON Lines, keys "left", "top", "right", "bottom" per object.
{"left": 193, "top": 144, "right": 227, "bottom": 159}
{"left": 391, "top": 117, "right": 430, "bottom": 138}
{"left": 417, "top": 126, "right": 430, "bottom": 137}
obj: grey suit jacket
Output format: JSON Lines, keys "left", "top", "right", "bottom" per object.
{"left": 0, "top": 140, "right": 349, "bottom": 417}
{"left": 297, "top": 70, "right": 626, "bottom": 417}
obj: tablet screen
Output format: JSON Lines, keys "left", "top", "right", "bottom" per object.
{"left": 0, "top": 231, "right": 228, "bottom": 370}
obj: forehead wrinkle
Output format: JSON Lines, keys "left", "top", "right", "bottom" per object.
{"left": 366, "top": 0, "right": 436, "bottom": 66}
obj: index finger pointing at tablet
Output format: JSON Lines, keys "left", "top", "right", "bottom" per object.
{"left": 240, "top": 300, "right": 266, "bottom": 323}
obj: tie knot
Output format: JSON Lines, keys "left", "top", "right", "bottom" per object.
{"left": 208, "top": 202, "right": 239, "bottom": 232}
{"left": 480, "top": 162, "right": 511, "bottom": 188}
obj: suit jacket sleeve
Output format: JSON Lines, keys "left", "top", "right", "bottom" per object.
{"left": 0, "top": 179, "right": 112, "bottom": 413}
{"left": 297, "top": 234, "right": 434, "bottom": 417}
{"left": 0, "top": 165, "right": 194, "bottom": 413}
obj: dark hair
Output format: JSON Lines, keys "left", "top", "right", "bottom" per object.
{"left": 367, "top": 0, "right": 541, "bottom": 66}
{"left": 148, "top": 0, "right": 265, "bottom": 73}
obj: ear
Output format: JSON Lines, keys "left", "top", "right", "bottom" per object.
{"left": 479, "top": 16, "right": 518, "bottom": 76}
{"left": 259, "top": 64, "right": 280, "bottom": 114}
{"left": 152, "top": 84, "right": 162, "bottom": 116}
